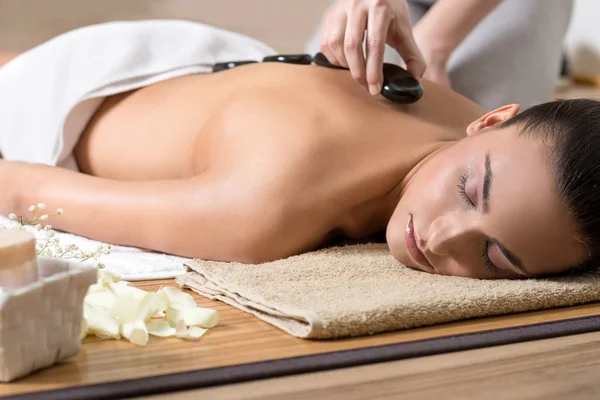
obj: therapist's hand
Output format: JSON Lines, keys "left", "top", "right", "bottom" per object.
{"left": 319, "top": 0, "right": 426, "bottom": 95}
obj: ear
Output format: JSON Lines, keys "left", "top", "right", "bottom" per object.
{"left": 466, "top": 104, "right": 521, "bottom": 136}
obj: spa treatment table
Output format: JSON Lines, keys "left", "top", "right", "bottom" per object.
{"left": 1, "top": 279, "right": 600, "bottom": 400}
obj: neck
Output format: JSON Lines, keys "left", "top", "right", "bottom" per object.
{"left": 342, "top": 134, "right": 458, "bottom": 238}
{"left": 382, "top": 140, "right": 456, "bottom": 220}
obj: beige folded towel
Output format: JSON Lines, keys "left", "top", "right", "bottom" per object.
{"left": 176, "top": 244, "right": 600, "bottom": 339}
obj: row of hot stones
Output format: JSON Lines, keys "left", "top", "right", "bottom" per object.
{"left": 212, "top": 52, "right": 423, "bottom": 104}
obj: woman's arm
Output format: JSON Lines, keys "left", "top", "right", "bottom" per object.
{"left": 4, "top": 161, "right": 291, "bottom": 263}
{"left": 414, "top": 0, "right": 503, "bottom": 84}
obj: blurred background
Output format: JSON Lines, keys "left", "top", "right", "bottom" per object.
{"left": 0, "top": 0, "right": 327, "bottom": 52}
{"left": 0, "top": 0, "right": 598, "bottom": 85}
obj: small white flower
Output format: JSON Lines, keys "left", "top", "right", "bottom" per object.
{"left": 39, "top": 214, "right": 49, "bottom": 220}
{"left": 44, "top": 225, "right": 52, "bottom": 231}
{"left": 40, "top": 249, "right": 52, "bottom": 257}
{"left": 8, "top": 213, "right": 16, "bottom": 220}
{"left": 35, "top": 224, "right": 42, "bottom": 231}
{"left": 28, "top": 205, "right": 36, "bottom": 212}
{"left": 37, "top": 203, "right": 46, "bottom": 210}
{"left": 56, "top": 208, "right": 64, "bottom": 215}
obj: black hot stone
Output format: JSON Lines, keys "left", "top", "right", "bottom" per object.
{"left": 312, "top": 52, "right": 349, "bottom": 70}
{"left": 381, "top": 63, "right": 423, "bottom": 104}
{"left": 212, "top": 60, "right": 258, "bottom": 72}
{"left": 262, "top": 54, "right": 313, "bottom": 65}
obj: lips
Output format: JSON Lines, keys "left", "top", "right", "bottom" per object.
{"left": 404, "top": 214, "right": 433, "bottom": 269}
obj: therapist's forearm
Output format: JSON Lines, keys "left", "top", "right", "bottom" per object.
{"left": 414, "top": 0, "right": 503, "bottom": 62}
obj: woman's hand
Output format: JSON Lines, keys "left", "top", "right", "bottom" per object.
{"left": 319, "top": 0, "right": 426, "bottom": 95}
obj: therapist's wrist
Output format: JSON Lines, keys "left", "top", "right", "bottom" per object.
{"left": 413, "top": 25, "right": 454, "bottom": 68}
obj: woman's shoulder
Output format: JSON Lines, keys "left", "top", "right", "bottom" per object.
{"left": 399, "top": 80, "right": 487, "bottom": 132}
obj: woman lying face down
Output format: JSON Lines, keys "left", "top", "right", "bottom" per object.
{"left": 0, "top": 40, "right": 597, "bottom": 279}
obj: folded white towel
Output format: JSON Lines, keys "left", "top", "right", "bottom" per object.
{"left": 0, "top": 215, "right": 188, "bottom": 281}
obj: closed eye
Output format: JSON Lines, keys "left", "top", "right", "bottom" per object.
{"left": 482, "top": 241, "right": 500, "bottom": 274}
{"left": 457, "top": 173, "right": 475, "bottom": 208}
{"left": 458, "top": 172, "right": 501, "bottom": 274}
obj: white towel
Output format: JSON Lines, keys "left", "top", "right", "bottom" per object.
{"left": 0, "top": 19, "right": 275, "bottom": 171}
{"left": 0, "top": 215, "right": 188, "bottom": 281}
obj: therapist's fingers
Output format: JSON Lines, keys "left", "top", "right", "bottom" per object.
{"left": 365, "top": 6, "right": 392, "bottom": 95}
{"left": 320, "top": 11, "right": 348, "bottom": 67}
{"left": 344, "top": 8, "right": 368, "bottom": 88}
{"left": 388, "top": 16, "right": 426, "bottom": 78}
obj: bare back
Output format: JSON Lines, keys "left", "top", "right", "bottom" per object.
{"left": 66, "top": 63, "right": 487, "bottom": 260}
{"left": 75, "top": 63, "right": 485, "bottom": 181}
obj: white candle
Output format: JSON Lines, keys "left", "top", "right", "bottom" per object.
{"left": 0, "top": 230, "right": 38, "bottom": 290}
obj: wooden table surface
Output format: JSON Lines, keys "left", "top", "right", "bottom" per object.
{"left": 1, "top": 279, "right": 600, "bottom": 399}
{"left": 145, "top": 330, "right": 600, "bottom": 400}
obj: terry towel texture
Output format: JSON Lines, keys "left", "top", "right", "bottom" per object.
{"left": 177, "top": 244, "right": 600, "bottom": 339}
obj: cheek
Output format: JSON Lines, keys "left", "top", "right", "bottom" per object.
{"left": 405, "top": 157, "right": 463, "bottom": 214}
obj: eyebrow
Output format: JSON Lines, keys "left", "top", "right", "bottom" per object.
{"left": 482, "top": 152, "right": 492, "bottom": 213}
{"left": 482, "top": 152, "right": 529, "bottom": 276}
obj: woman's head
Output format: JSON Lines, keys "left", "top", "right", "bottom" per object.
{"left": 387, "top": 98, "right": 600, "bottom": 279}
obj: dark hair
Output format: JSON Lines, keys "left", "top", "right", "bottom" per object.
{"left": 501, "top": 98, "right": 600, "bottom": 273}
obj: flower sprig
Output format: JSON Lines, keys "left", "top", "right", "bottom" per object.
{"left": 5, "top": 204, "right": 110, "bottom": 269}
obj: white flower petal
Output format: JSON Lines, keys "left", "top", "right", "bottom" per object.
{"left": 175, "top": 323, "right": 208, "bottom": 340}
{"left": 120, "top": 320, "right": 149, "bottom": 346}
{"left": 82, "top": 275, "right": 218, "bottom": 346}
{"left": 146, "top": 320, "right": 177, "bottom": 337}
{"left": 166, "top": 305, "right": 219, "bottom": 328}
{"left": 158, "top": 286, "right": 197, "bottom": 308}
{"left": 84, "top": 291, "right": 117, "bottom": 311}
{"left": 87, "top": 283, "right": 107, "bottom": 295}
{"left": 135, "top": 292, "right": 168, "bottom": 322}
{"left": 97, "top": 270, "right": 120, "bottom": 287}
{"left": 83, "top": 303, "right": 120, "bottom": 339}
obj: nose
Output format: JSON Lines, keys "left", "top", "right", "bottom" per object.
{"left": 427, "top": 212, "right": 479, "bottom": 256}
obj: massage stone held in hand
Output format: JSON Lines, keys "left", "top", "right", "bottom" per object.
{"left": 212, "top": 52, "right": 424, "bottom": 104}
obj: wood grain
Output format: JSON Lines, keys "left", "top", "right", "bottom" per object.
{"left": 147, "top": 331, "right": 600, "bottom": 400}
{"left": 1, "top": 279, "right": 599, "bottom": 397}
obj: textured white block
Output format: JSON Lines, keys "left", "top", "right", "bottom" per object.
{"left": 0, "top": 257, "right": 97, "bottom": 382}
